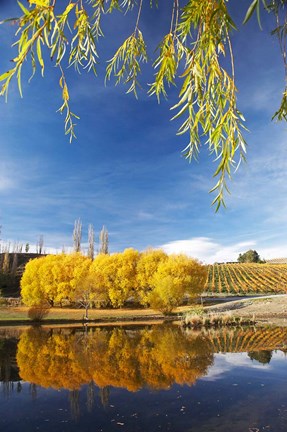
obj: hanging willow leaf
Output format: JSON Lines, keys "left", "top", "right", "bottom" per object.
{"left": 0, "top": 0, "right": 286, "bottom": 208}
{"left": 171, "top": 0, "right": 247, "bottom": 209}
{"left": 272, "top": 90, "right": 287, "bottom": 121}
{"left": 148, "top": 33, "right": 178, "bottom": 101}
{"left": 69, "top": 5, "right": 98, "bottom": 73}
{"left": 106, "top": 29, "right": 147, "bottom": 96}
{"left": 58, "top": 72, "right": 80, "bottom": 142}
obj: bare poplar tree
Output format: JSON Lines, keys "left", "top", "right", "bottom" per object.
{"left": 39, "top": 235, "right": 44, "bottom": 254}
{"left": 73, "top": 218, "right": 82, "bottom": 253}
{"left": 2, "top": 252, "right": 10, "bottom": 273}
{"left": 36, "top": 235, "right": 44, "bottom": 254}
{"left": 99, "top": 226, "right": 109, "bottom": 255}
{"left": 88, "top": 224, "right": 95, "bottom": 260}
{"left": 11, "top": 253, "right": 18, "bottom": 276}
{"left": 12, "top": 242, "right": 22, "bottom": 253}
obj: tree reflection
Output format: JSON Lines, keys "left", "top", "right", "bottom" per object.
{"left": 248, "top": 350, "right": 273, "bottom": 365}
{"left": 0, "top": 337, "right": 21, "bottom": 397}
{"left": 69, "top": 389, "right": 80, "bottom": 420}
{"left": 16, "top": 326, "right": 214, "bottom": 393}
{"left": 15, "top": 324, "right": 287, "bottom": 408}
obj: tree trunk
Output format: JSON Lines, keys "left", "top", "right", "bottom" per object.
{"left": 84, "top": 305, "right": 89, "bottom": 321}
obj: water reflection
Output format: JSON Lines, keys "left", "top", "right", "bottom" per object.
{"left": 1, "top": 325, "right": 287, "bottom": 431}
{"left": 16, "top": 326, "right": 214, "bottom": 391}
{"left": 1, "top": 325, "right": 287, "bottom": 396}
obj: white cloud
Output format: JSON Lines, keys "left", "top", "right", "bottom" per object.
{"left": 202, "top": 352, "right": 273, "bottom": 381}
{"left": 259, "top": 246, "right": 287, "bottom": 261}
{"left": 0, "top": 174, "right": 15, "bottom": 191}
{"left": 159, "top": 237, "right": 256, "bottom": 264}
{"left": 137, "top": 211, "right": 156, "bottom": 221}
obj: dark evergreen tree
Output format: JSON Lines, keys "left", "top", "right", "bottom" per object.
{"left": 238, "top": 250, "right": 263, "bottom": 263}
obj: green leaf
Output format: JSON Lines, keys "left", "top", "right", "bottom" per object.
{"left": 243, "top": 0, "right": 259, "bottom": 25}
{"left": 17, "top": 64, "right": 23, "bottom": 97}
{"left": 36, "top": 38, "right": 44, "bottom": 75}
{"left": 256, "top": 0, "right": 263, "bottom": 30}
{"left": 17, "top": 1, "right": 30, "bottom": 15}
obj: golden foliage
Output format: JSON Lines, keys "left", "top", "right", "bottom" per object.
{"left": 136, "top": 249, "right": 168, "bottom": 306}
{"left": 21, "top": 253, "right": 92, "bottom": 307}
{"left": 21, "top": 256, "right": 48, "bottom": 306}
{"left": 21, "top": 249, "right": 206, "bottom": 311}
{"left": 148, "top": 255, "right": 207, "bottom": 314}
{"left": 16, "top": 325, "right": 213, "bottom": 391}
{"left": 17, "top": 325, "right": 287, "bottom": 393}
{"left": 90, "top": 248, "right": 140, "bottom": 307}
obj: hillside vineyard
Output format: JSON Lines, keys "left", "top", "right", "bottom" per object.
{"left": 205, "top": 264, "right": 287, "bottom": 294}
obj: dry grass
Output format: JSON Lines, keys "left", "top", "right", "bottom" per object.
{"left": 1, "top": 296, "right": 287, "bottom": 325}
{"left": 0, "top": 306, "right": 183, "bottom": 323}
{"left": 183, "top": 311, "right": 255, "bottom": 328}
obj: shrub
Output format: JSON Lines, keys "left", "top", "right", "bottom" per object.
{"left": 183, "top": 311, "right": 256, "bottom": 329}
{"left": 0, "top": 297, "right": 7, "bottom": 306}
{"left": 27, "top": 305, "right": 50, "bottom": 322}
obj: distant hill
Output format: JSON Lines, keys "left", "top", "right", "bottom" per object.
{"left": 266, "top": 258, "right": 287, "bottom": 264}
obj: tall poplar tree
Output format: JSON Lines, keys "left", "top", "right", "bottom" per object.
{"left": 73, "top": 218, "right": 82, "bottom": 253}
{"left": 88, "top": 224, "right": 95, "bottom": 260}
{"left": 99, "top": 226, "right": 109, "bottom": 255}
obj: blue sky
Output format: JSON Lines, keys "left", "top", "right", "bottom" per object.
{"left": 0, "top": 0, "right": 286, "bottom": 263}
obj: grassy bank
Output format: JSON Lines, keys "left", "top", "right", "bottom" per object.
{"left": 0, "top": 306, "right": 188, "bottom": 324}
{"left": 1, "top": 295, "right": 287, "bottom": 326}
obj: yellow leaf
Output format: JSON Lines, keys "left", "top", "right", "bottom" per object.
{"left": 29, "top": 0, "right": 50, "bottom": 7}
{"left": 0, "top": 70, "right": 12, "bottom": 82}
{"left": 63, "top": 83, "right": 69, "bottom": 101}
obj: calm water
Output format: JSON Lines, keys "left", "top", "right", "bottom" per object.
{"left": 1, "top": 324, "right": 287, "bottom": 432}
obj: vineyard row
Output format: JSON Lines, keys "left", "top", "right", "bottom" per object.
{"left": 204, "top": 264, "right": 287, "bottom": 294}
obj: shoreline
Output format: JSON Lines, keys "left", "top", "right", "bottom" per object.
{"left": 1, "top": 294, "right": 287, "bottom": 327}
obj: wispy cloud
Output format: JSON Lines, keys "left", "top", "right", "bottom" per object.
{"left": 0, "top": 174, "right": 15, "bottom": 191}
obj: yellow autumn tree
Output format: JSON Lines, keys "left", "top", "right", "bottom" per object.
{"left": 73, "top": 274, "right": 99, "bottom": 320}
{"left": 109, "top": 248, "right": 140, "bottom": 307}
{"left": 88, "top": 253, "right": 112, "bottom": 307}
{"left": 136, "top": 249, "right": 168, "bottom": 306}
{"left": 37, "top": 254, "right": 62, "bottom": 306}
{"left": 21, "top": 253, "right": 92, "bottom": 307}
{"left": 21, "top": 256, "right": 48, "bottom": 306}
{"left": 52, "top": 253, "right": 92, "bottom": 304}
{"left": 90, "top": 249, "right": 140, "bottom": 308}
{"left": 148, "top": 254, "right": 207, "bottom": 314}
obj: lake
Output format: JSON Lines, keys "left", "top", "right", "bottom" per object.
{"left": 1, "top": 323, "right": 287, "bottom": 432}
